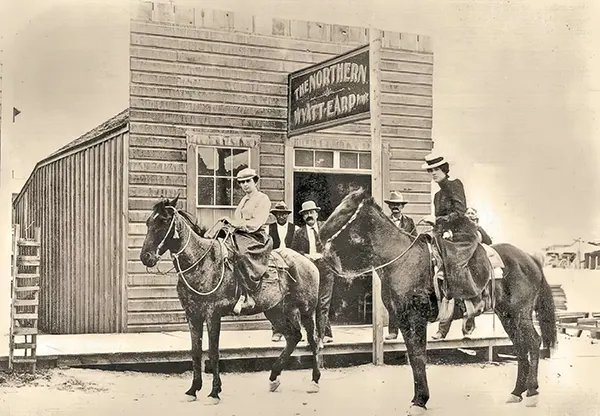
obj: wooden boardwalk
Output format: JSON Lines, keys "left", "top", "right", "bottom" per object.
{"left": 1, "top": 315, "right": 511, "bottom": 368}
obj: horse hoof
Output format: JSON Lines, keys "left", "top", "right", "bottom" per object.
{"left": 183, "top": 394, "right": 196, "bottom": 402}
{"left": 205, "top": 396, "right": 220, "bottom": 406}
{"left": 407, "top": 404, "right": 426, "bottom": 415}
{"left": 269, "top": 378, "right": 281, "bottom": 392}
{"left": 506, "top": 394, "right": 522, "bottom": 404}
{"left": 524, "top": 394, "right": 539, "bottom": 407}
{"left": 306, "top": 381, "right": 320, "bottom": 394}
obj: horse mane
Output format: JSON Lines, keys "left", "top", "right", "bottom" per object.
{"left": 177, "top": 209, "right": 208, "bottom": 237}
{"left": 363, "top": 196, "right": 419, "bottom": 241}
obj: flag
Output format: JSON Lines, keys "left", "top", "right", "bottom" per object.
{"left": 13, "top": 107, "right": 21, "bottom": 122}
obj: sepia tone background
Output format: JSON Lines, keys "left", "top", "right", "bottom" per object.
{"left": 0, "top": 0, "right": 598, "bottom": 332}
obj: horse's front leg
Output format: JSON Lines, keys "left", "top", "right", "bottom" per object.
{"left": 398, "top": 310, "right": 430, "bottom": 415}
{"left": 184, "top": 316, "right": 205, "bottom": 400}
{"left": 206, "top": 313, "right": 223, "bottom": 404}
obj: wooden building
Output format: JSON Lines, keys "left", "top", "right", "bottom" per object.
{"left": 13, "top": 2, "right": 434, "bottom": 334}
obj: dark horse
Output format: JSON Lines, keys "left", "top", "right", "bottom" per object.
{"left": 319, "top": 189, "right": 557, "bottom": 415}
{"left": 139, "top": 197, "right": 322, "bottom": 404}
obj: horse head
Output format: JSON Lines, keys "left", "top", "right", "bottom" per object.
{"left": 319, "top": 188, "right": 375, "bottom": 279}
{"left": 140, "top": 195, "right": 180, "bottom": 267}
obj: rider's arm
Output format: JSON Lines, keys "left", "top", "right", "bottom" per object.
{"left": 436, "top": 179, "right": 467, "bottom": 224}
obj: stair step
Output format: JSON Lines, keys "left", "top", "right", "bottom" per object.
{"left": 11, "top": 357, "right": 37, "bottom": 364}
{"left": 15, "top": 286, "right": 39, "bottom": 292}
{"left": 17, "top": 239, "right": 41, "bottom": 247}
{"left": 17, "top": 256, "right": 40, "bottom": 266}
{"left": 13, "top": 342, "right": 37, "bottom": 350}
{"left": 14, "top": 313, "right": 38, "bottom": 320}
{"left": 14, "top": 299, "right": 39, "bottom": 306}
{"left": 12, "top": 327, "right": 38, "bottom": 335}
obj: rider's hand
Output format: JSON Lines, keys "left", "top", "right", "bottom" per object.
{"left": 442, "top": 231, "right": 453, "bottom": 240}
{"left": 422, "top": 214, "right": 436, "bottom": 225}
{"left": 218, "top": 217, "right": 230, "bottom": 224}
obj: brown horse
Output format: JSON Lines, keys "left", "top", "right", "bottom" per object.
{"left": 319, "top": 189, "right": 557, "bottom": 415}
{"left": 139, "top": 197, "right": 322, "bottom": 403}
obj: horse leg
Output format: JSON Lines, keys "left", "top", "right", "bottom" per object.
{"left": 184, "top": 316, "right": 205, "bottom": 401}
{"left": 520, "top": 314, "right": 542, "bottom": 407}
{"left": 397, "top": 311, "right": 430, "bottom": 415}
{"left": 205, "top": 313, "right": 223, "bottom": 404}
{"left": 300, "top": 310, "right": 322, "bottom": 393}
{"left": 495, "top": 309, "right": 528, "bottom": 403}
{"left": 264, "top": 307, "right": 302, "bottom": 392}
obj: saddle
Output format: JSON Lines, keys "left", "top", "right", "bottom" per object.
{"left": 426, "top": 236, "right": 504, "bottom": 319}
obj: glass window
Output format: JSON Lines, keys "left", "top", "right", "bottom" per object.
{"left": 359, "top": 152, "right": 371, "bottom": 170}
{"left": 315, "top": 151, "right": 334, "bottom": 168}
{"left": 197, "top": 146, "right": 251, "bottom": 206}
{"left": 340, "top": 152, "right": 358, "bottom": 169}
{"left": 295, "top": 149, "right": 314, "bottom": 167}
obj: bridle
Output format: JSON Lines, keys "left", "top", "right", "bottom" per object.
{"left": 151, "top": 206, "right": 226, "bottom": 296}
{"left": 324, "top": 198, "right": 423, "bottom": 279}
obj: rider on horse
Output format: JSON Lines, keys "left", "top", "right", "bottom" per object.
{"left": 219, "top": 167, "right": 273, "bottom": 315}
{"left": 421, "top": 154, "right": 488, "bottom": 323}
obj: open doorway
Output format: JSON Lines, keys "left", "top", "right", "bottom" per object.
{"left": 293, "top": 172, "right": 372, "bottom": 325}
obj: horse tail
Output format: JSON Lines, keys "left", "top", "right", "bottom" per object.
{"left": 531, "top": 254, "right": 557, "bottom": 351}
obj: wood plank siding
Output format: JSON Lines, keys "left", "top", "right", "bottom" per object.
{"left": 128, "top": 2, "right": 433, "bottom": 332}
{"left": 12, "top": 116, "right": 129, "bottom": 334}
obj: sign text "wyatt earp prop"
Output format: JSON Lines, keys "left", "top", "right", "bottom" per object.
{"left": 287, "top": 45, "right": 370, "bottom": 137}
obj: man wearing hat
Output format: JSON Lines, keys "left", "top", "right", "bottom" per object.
{"left": 268, "top": 201, "right": 299, "bottom": 341}
{"left": 385, "top": 191, "right": 417, "bottom": 237}
{"left": 291, "top": 200, "right": 335, "bottom": 343}
{"left": 384, "top": 191, "right": 417, "bottom": 340}
{"left": 219, "top": 167, "right": 272, "bottom": 315}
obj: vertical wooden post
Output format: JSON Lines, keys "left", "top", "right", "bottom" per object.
{"left": 369, "top": 27, "right": 384, "bottom": 366}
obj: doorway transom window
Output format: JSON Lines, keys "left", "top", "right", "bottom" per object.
{"left": 294, "top": 149, "right": 371, "bottom": 172}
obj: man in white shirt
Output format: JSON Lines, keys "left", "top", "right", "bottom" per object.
{"left": 267, "top": 201, "right": 299, "bottom": 341}
{"left": 291, "top": 200, "right": 334, "bottom": 344}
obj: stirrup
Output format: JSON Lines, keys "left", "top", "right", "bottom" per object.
{"left": 233, "top": 295, "right": 245, "bottom": 315}
{"left": 437, "top": 297, "right": 454, "bottom": 322}
{"left": 464, "top": 298, "right": 485, "bottom": 319}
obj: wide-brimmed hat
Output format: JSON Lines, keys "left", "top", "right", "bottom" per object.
{"left": 384, "top": 191, "right": 408, "bottom": 205}
{"left": 298, "top": 200, "right": 321, "bottom": 214}
{"left": 421, "top": 153, "right": 448, "bottom": 170}
{"left": 236, "top": 167, "right": 259, "bottom": 182}
{"left": 270, "top": 201, "right": 292, "bottom": 214}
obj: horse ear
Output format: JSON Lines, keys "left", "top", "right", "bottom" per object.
{"left": 168, "top": 194, "right": 180, "bottom": 208}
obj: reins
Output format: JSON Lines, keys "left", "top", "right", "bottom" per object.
{"left": 152, "top": 206, "right": 227, "bottom": 296}
{"left": 325, "top": 198, "right": 423, "bottom": 279}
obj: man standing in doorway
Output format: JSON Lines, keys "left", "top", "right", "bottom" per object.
{"left": 268, "top": 201, "right": 299, "bottom": 342}
{"left": 291, "top": 200, "right": 334, "bottom": 344}
{"left": 384, "top": 191, "right": 417, "bottom": 340}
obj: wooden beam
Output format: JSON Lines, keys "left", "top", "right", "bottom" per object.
{"left": 369, "top": 27, "right": 385, "bottom": 366}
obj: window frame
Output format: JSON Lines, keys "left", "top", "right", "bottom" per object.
{"left": 293, "top": 148, "right": 372, "bottom": 174}
{"left": 195, "top": 145, "right": 252, "bottom": 209}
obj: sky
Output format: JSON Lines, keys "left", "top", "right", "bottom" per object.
{"left": 0, "top": 0, "right": 598, "bottom": 263}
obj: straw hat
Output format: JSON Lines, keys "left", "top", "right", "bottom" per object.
{"left": 270, "top": 201, "right": 292, "bottom": 214}
{"left": 421, "top": 153, "right": 448, "bottom": 170}
{"left": 298, "top": 200, "right": 321, "bottom": 214}
{"left": 236, "top": 167, "right": 259, "bottom": 182}
{"left": 384, "top": 191, "right": 408, "bottom": 205}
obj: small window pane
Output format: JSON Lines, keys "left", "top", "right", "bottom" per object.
{"left": 295, "top": 150, "right": 314, "bottom": 167}
{"left": 359, "top": 152, "right": 371, "bottom": 169}
{"left": 231, "top": 148, "right": 250, "bottom": 177}
{"left": 315, "top": 151, "right": 333, "bottom": 168}
{"left": 232, "top": 180, "right": 245, "bottom": 205}
{"left": 340, "top": 152, "right": 358, "bottom": 169}
{"left": 215, "top": 178, "right": 232, "bottom": 205}
{"left": 215, "top": 148, "right": 232, "bottom": 176}
{"left": 197, "top": 147, "right": 214, "bottom": 175}
{"left": 197, "top": 177, "right": 214, "bottom": 205}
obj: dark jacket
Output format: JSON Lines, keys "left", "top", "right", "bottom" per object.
{"left": 291, "top": 221, "right": 325, "bottom": 255}
{"left": 268, "top": 222, "right": 297, "bottom": 249}
{"left": 390, "top": 214, "right": 417, "bottom": 236}
{"left": 477, "top": 225, "right": 493, "bottom": 245}
{"left": 434, "top": 178, "right": 467, "bottom": 228}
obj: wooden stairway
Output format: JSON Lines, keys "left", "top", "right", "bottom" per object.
{"left": 9, "top": 225, "right": 41, "bottom": 372}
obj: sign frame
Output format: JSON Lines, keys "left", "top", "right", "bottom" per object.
{"left": 287, "top": 44, "right": 370, "bottom": 138}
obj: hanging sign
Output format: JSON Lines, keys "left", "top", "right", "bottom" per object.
{"left": 287, "top": 45, "right": 370, "bottom": 137}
